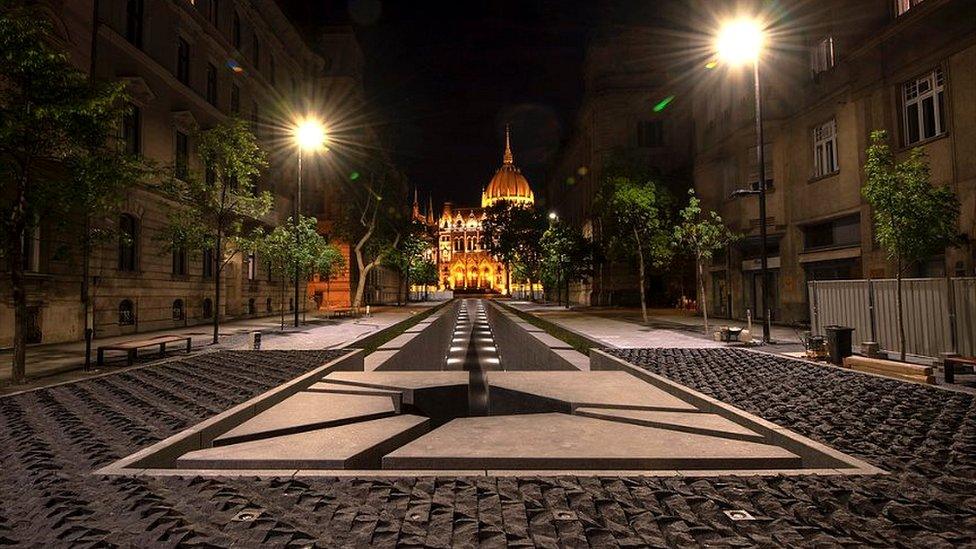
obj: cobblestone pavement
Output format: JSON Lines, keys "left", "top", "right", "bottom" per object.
{"left": 1, "top": 348, "right": 974, "bottom": 547}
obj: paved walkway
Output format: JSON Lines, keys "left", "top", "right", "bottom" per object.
{"left": 0, "top": 302, "right": 441, "bottom": 390}
{"left": 506, "top": 301, "right": 803, "bottom": 350}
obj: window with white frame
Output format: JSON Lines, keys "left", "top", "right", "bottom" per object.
{"left": 895, "top": 0, "right": 925, "bottom": 16}
{"left": 810, "top": 36, "right": 834, "bottom": 75}
{"left": 903, "top": 67, "right": 946, "bottom": 146}
{"left": 813, "top": 119, "right": 838, "bottom": 177}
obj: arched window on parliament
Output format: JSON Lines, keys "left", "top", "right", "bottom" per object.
{"left": 118, "top": 299, "right": 135, "bottom": 326}
{"left": 118, "top": 214, "right": 138, "bottom": 271}
{"left": 172, "top": 299, "right": 184, "bottom": 321}
{"left": 202, "top": 298, "right": 213, "bottom": 319}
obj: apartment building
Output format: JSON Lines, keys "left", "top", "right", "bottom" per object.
{"left": 0, "top": 0, "right": 393, "bottom": 347}
{"left": 693, "top": 0, "right": 975, "bottom": 324}
{"left": 547, "top": 1, "right": 695, "bottom": 306}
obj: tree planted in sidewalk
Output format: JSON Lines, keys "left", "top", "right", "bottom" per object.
{"left": 0, "top": 6, "right": 144, "bottom": 383}
{"left": 863, "top": 130, "right": 960, "bottom": 361}
{"left": 482, "top": 200, "right": 546, "bottom": 295}
{"left": 157, "top": 117, "right": 270, "bottom": 344}
{"left": 594, "top": 175, "right": 674, "bottom": 323}
{"left": 540, "top": 220, "right": 592, "bottom": 308}
{"left": 251, "top": 215, "right": 345, "bottom": 325}
{"left": 673, "top": 189, "right": 738, "bottom": 334}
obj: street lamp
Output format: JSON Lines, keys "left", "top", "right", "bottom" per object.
{"left": 291, "top": 117, "right": 327, "bottom": 328}
{"left": 716, "top": 17, "right": 771, "bottom": 343}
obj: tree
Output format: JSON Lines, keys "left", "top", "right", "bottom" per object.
{"left": 386, "top": 222, "right": 431, "bottom": 305}
{"left": 252, "top": 215, "right": 345, "bottom": 326}
{"left": 540, "top": 220, "right": 592, "bottom": 308}
{"left": 863, "top": 130, "right": 960, "bottom": 361}
{"left": 332, "top": 169, "right": 404, "bottom": 309}
{"left": 482, "top": 201, "right": 546, "bottom": 298}
{"left": 0, "top": 6, "right": 142, "bottom": 382}
{"left": 594, "top": 175, "right": 674, "bottom": 323}
{"left": 157, "top": 117, "right": 270, "bottom": 344}
{"left": 673, "top": 189, "right": 738, "bottom": 334}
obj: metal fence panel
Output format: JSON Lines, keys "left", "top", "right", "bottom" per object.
{"left": 809, "top": 277, "right": 976, "bottom": 359}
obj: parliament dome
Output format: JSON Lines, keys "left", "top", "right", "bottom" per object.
{"left": 481, "top": 127, "right": 535, "bottom": 208}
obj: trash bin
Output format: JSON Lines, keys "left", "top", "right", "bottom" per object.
{"left": 825, "top": 325, "right": 854, "bottom": 365}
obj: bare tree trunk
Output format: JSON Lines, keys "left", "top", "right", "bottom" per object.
{"left": 697, "top": 256, "right": 709, "bottom": 334}
{"left": 634, "top": 229, "right": 648, "bottom": 324}
{"left": 9, "top": 170, "right": 30, "bottom": 383}
{"left": 897, "top": 258, "right": 906, "bottom": 362}
{"left": 213, "top": 234, "right": 221, "bottom": 345}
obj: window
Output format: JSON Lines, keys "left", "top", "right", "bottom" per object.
{"left": 252, "top": 33, "right": 260, "bottom": 68}
{"left": 269, "top": 54, "right": 276, "bottom": 86}
{"left": 22, "top": 224, "right": 40, "bottom": 272}
{"left": 247, "top": 253, "right": 257, "bottom": 280}
{"left": 202, "top": 248, "right": 214, "bottom": 278}
{"left": 208, "top": 0, "right": 219, "bottom": 26}
{"left": 118, "top": 300, "right": 135, "bottom": 325}
{"left": 175, "top": 131, "right": 189, "bottom": 180}
{"left": 172, "top": 299, "right": 184, "bottom": 321}
{"left": 125, "top": 0, "right": 144, "bottom": 48}
{"left": 172, "top": 246, "right": 187, "bottom": 275}
{"left": 813, "top": 119, "right": 838, "bottom": 177}
{"left": 896, "top": 0, "right": 925, "bottom": 16}
{"left": 266, "top": 297, "right": 273, "bottom": 312}
{"left": 903, "top": 67, "right": 946, "bottom": 145}
{"left": 288, "top": 298, "right": 294, "bottom": 311}
{"left": 176, "top": 37, "right": 190, "bottom": 85}
{"left": 202, "top": 297, "right": 213, "bottom": 318}
{"left": 232, "top": 12, "right": 241, "bottom": 49}
{"left": 803, "top": 214, "right": 860, "bottom": 250}
{"left": 747, "top": 143, "right": 774, "bottom": 191}
{"left": 122, "top": 103, "right": 141, "bottom": 155}
{"left": 230, "top": 84, "right": 240, "bottom": 114}
{"left": 247, "top": 298, "right": 256, "bottom": 315}
{"left": 637, "top": 120, "right": 664, "bottom": 147}
{"left": 118, "top": 214, "right": 138, "bottom": 271}
{"left": 810, "top": 36, "right": 834, "bottom": 75}
{"left": 206, "top": 63, "right": 218, "bottom": 105}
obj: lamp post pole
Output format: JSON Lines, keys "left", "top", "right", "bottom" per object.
{"left": 294, "top": 147, "right": 302, "bottom": 328}
{"left": 753, "top": 58, "right": 771, "bottom": 343}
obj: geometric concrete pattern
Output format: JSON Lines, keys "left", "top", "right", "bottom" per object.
{"left": 573, "top": 407, "right": 765, "bottom": 442}
{"left": 213, "top": 392, "right": 398, "bottom": 446}
{"left": 487, "top": 371, "right": 698, "bottom": 412}
{"left": 382, "top": 412, "right": 802, "bottom": 470}
{"left": 177, "top": 415, "right": 430, "bottom": 469}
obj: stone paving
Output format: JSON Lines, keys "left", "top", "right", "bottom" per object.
{"left": 1, "top": 346, "right": 974, "bottom": 546}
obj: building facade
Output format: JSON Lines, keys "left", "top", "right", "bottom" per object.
{"left": 692, "top": 0, "right": 976, "bottom": 324}
{"left": 0, "top": 0, "right": 395, "bottom": 347}
{"left": 546, "top": 3, "right": 695, "bottom": 306}
{"left": 418, "top": 128, "right": 536, "bottom": 293}
{"left": 548, "top": 0, "right": 975, "bottom": 323}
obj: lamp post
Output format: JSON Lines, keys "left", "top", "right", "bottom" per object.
{"left": 717, "top": 18, "right": 771, "bottom": 343}
{"left": 292, "top": 118, "right": 327, "bottom": 328}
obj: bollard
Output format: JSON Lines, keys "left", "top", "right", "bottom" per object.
{"left": 252, "top": 331, "right": 262, "bottom": 350}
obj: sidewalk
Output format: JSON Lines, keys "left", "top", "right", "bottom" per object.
{"left": 0, "top": 302, "right": 441, "bottom": 388}
{"left": 506, "top": 301, "right": 803, "bottom": 351}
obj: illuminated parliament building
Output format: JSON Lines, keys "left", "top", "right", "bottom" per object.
{"left": 413, "top": 128, "right": 535, "bottom": 293}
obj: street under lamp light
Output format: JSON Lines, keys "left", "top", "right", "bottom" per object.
{"left": 290, "top": 116, "right": 327, "bottom": 328}
{"left": 716, "top": 17, "right": 772, "bottom": 343}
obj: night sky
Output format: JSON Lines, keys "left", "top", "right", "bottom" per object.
{"left": 278, "top": 0, "right": 602, "bottom": 208}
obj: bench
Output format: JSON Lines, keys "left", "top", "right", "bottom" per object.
{"left": 842, "top": 355, "right": 935, "bottom": 385}
{"left": 944, "top": 356, "right": 976, "bottom": 384}
{"left": 97, "top": 335, "right": 192, "bottom": 366}
{"left": 326, "top": 307, "right": 362, "bottom": 319}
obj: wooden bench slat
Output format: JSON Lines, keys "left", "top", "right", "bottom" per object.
{"left": 843, "top": 356, "right": 933, "bottom": 376}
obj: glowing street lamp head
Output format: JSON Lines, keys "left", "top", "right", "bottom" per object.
{"left": 715, "top": 18, "right": 765, "bottom": 66}
{"left": 548, "top": 212, "right": 558, "bottom": 220}
{"left": 294, "top": 118, "right": 326, "bottom": 151}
